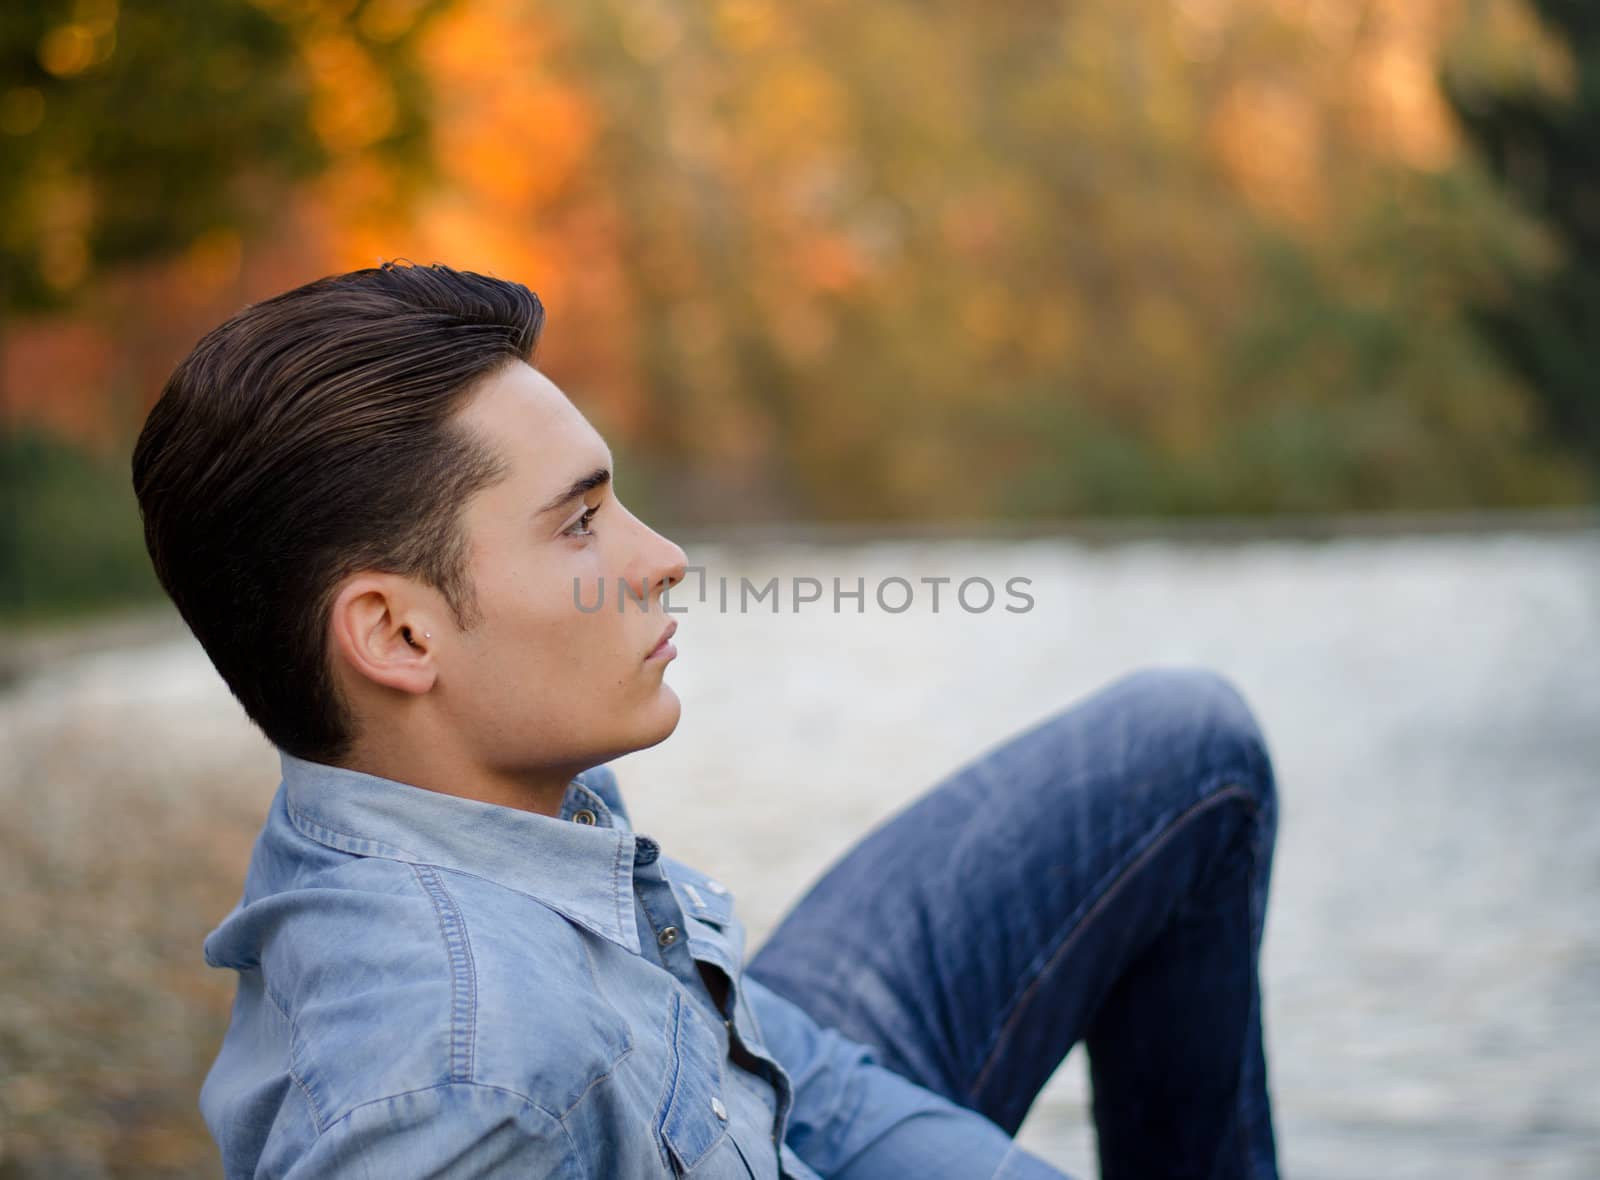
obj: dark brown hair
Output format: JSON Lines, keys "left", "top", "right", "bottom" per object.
{"left": 132, "top": 262, "right": 543, "bottom": 762}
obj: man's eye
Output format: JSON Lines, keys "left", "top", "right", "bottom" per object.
{"left": 567, "top": 505, "right": 600, "bottom": 537}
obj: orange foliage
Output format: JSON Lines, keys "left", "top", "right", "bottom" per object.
{"left": 1209, "top": 79, "right": 1327, "bottom": 226}
{"left": 2, "top": 0, "right": 1576, "bottom": 518}
{"left": 1, "top": 320, "right": 115, "bottom": 444}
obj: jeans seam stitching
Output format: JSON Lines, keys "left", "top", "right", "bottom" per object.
{"left": 1237, "top": 798, "right": 1272, "bottom": 1180}
{"left": 969, "top": 775, "right": 1260, "bottom": 1100}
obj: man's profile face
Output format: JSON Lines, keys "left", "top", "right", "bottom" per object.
{"left": 429, "top": 360, "right": 688, "bottom": 776}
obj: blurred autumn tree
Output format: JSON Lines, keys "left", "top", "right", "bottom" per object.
{"left": 0, "top": 0, "right": 446, "bottom": 619}
{"left": 0, "top": 0, "right": 445, "bottom": 315}
{"left": 1443, "top": 0, "right": 1600, "bottom": 476}
{"left": 2, "top": 0, "right": 1595, "bottom": 628}
{"left": 1, "top": 2, "right": 306, "bottom": 317}
{"left": 542, "top": 0, "right": 1592, "bottom": 522}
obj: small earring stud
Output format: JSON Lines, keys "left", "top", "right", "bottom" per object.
{"left": 424, "top": 632, "right": 432, "bottom": 639}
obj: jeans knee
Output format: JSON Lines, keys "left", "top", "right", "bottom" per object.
{"left": 1111, "top": 664, "right": 1278, "bottom": 824}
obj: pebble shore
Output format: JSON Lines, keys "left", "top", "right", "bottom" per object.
{"left": 3, "top": 526, "right": 1596, "bottom": 1177}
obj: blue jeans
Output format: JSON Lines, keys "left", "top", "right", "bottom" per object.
{"left": 748, "top": 666, "right": 1280, "bottom": 1180}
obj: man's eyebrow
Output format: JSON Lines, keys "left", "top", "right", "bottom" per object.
{"left": 536, "top": 466, "right": 612, "bottom": 516}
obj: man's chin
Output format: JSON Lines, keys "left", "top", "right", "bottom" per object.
{"left": 634, "top": 686, "right": 683, "bottom": 750}
{"left": 592, "top": 687, "right": 683, "bottom": 763}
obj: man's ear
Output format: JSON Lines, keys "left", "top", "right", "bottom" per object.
{"left": 328, "top": 574, "right": 439, "bottom": 696}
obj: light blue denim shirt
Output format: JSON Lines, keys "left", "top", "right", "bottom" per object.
{"left": 200, "top": 753, "right": 1035, "bottom": 1178}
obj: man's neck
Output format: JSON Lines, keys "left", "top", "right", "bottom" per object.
{"left": 338, "top": 743, "right": 576, "bottom": 817}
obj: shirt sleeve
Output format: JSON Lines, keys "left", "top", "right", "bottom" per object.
{"left": 281, "top": 1083, "right": 587, "bottom": 1180}
{"left": 741, "top": 976, "right": 1073, "bottom": 1180}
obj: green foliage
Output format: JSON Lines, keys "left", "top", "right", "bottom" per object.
{"left": 1443, "top": 0, "right": 1600, "bottom": 475}
{"left": 0, "top": 0, "right": 446, "bottom": 314}
{"left": 1, "top": 2, "right": 312, "bottom": 311}
{"left": 0, "top": 428, "right": 160, "bottom": 621}
{"left": 0, "top": 0, "right": 452, "bottom": 625}
{"left": 555, "top": 0, "right": 1591, "bottom": 522}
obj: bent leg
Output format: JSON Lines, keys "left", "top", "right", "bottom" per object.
{"left": 747, "top": 665, "right": 1280, "bottom": 1180}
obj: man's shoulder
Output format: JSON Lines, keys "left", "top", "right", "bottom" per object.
{"left": 240, "top": 851, "right": 605, "bottom": 1018}
{"left": 211, "top": 853, "right": 621, "bottom": 1124}
{"left": 210, "top": 851, "right": 471, "bottom": 974}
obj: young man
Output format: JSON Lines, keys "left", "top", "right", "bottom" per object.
{"left": 133, "top": 262, "right": 1281, "bottom": 1179}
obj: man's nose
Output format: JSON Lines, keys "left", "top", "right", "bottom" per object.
{"left": 653, "top": 535, "right": 688, "bottom": 596}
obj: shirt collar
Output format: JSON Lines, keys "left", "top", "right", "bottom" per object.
{"left": 277, "top": 750, "right": 646, "bottom": 955}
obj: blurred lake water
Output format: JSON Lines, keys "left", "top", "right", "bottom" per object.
{"left": 2, "top": 519, "right": 1596, "bottom": 1178}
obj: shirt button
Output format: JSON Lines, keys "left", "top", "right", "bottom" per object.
{"left": 703, "top": 879, "right": 727, "bottom": 895}
{"left": 657, "top": 925, "right": 680, "bottom": 947}
{"left": 572, "top": 809, "right": 596, "bottom": 825}
{"left": 711, "top": 1096, "right": 728, "bottom": 1121}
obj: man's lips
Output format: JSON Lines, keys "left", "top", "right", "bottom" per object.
{"left": 646, "top": 620, "right": 678, "bottom": 661}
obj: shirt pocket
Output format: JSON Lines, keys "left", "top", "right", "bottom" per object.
{"left": 658, "top": 992, "right": 752, "bottom": 1178}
